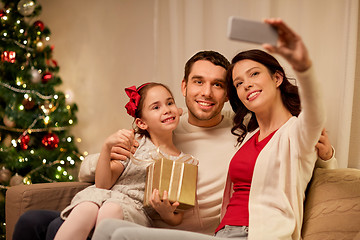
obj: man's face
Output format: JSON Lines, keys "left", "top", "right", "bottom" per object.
{"left": 182, "top": 60, "right": 228, "bottom": 127}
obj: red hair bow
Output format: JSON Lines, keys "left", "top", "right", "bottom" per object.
{"left": 125, "top": 86, "right": 141, "bottom": 117}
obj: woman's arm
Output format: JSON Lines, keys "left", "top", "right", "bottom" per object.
{"left": 263, "top": 18, "right": 325, "bottom": 150}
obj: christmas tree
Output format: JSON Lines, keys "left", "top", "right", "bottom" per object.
{"left": 0, "top": 0, "right": 84, "bottom": 237}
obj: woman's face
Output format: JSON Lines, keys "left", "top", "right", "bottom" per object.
{"left": 232, "top": 59, "right": 282, "bottom": 114}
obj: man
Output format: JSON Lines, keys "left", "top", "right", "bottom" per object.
{"left": 12, "top": 51, "right": 336, "bottom": 239}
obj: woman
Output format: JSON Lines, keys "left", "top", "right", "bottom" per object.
{"left": 218, "top": 18, "right": 324, "bottom": 239}
{"left": 92, "top": 18, "right": 325, "bottom": 240}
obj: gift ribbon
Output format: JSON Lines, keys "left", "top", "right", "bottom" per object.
{"left": 130, "top": 147, "right": 198, "bottom": 166}
{"left": 168, "top": 161, "right": 185, "bottom": 202}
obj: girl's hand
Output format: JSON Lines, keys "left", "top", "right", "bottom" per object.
{"left": 150, "top": 189, "right": 183, "bottom": 225}
{"left": 262, "top": 18, "right": 312, "bottom": 72}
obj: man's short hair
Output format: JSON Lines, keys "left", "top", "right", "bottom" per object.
{"left": 183, "top": 51, "right": 230, "bottom": 83}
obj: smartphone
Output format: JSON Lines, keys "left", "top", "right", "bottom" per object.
{"left": 227, "top": 17, "right": 278, "bottom": 46}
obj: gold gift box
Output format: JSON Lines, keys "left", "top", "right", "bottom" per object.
{"left": 144, "top": 157, "right": 198, "bottom": 210}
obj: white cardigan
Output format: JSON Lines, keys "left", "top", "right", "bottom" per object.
{"left": 221, "top": 66, "right": 325, "bottom": 240}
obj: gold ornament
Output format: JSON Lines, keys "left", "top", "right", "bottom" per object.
{"left": 35, "top": 39, "right": 45, "bottom": 51}
{"left": 17, "top": 0, "right": 35, "bottom": 16}
{"left": 10, "top": 173, "right": 24, "bottom": 186}
{"left": 3, "top": 115, "right": 15, "bottom": 128}
{"left": 0, "top": 167, "right": 12, "bottom": 183}
{"left": 2, "top": 134, "right": 12, "bottom": 147}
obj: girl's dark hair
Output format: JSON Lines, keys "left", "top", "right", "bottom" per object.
{"left": 226, "top": 49, "right": 301, "bottom": 145}
{"left": 134, "top": 82, "right": 174, "bottom": 138}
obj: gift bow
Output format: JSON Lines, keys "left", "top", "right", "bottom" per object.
{"left": 125, "top": 86, "right": 141, "bottom": 118}
{"left": 130, "top": 147, "right": 199, "bottom": 166}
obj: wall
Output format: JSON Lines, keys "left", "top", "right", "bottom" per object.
{"left": 35, "top": 0, "right": 359, "bottom": 168}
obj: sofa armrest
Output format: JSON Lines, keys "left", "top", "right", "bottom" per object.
{"left": 5, "top": 182, "right": 91, "bottom": 240}
{"left": 302, "top": 168, "right": 360, "bottom": 239}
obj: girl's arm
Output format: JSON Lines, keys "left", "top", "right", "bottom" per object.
{"left": 150, "top": 189, "right": 184, "bottom": 226}
{"left": 95, "top": 129, "right": 135, "bottom": 189}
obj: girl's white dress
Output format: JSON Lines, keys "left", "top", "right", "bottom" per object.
{"left": 61, "top": 135, "right": 185, "bottom": 227}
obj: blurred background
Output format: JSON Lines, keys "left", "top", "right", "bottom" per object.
{"left": 33, "top": 0, "right": 360, "bottom": 168}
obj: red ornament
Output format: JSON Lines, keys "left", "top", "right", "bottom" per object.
{"left": 1, "top": 51, "right": 16, "bottom": 63}
{"left": 33, "top": 20, "right": 45, "bottom": 31}
{"left": 41, "top": 72, "right": 53, "bottom": 83}
{"left": 20, "top": 134, "right": 30, "bottom": 150}
{"left": 42, "top": 133, "right": 59, "bottom": 149}
{"left": 0, "top": 9, "right": 5, "bottom": 18}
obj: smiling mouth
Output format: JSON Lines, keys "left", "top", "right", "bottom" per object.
{"left": 162, "top": 117, "right": 176, "bottom": 123}
{"left": 196, "top": 101, "right": 214, "bottom": 107}
{"left": 247, "top": 91, "right": 261, "bottom": 100}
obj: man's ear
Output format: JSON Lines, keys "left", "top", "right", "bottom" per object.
{"left": 181, "top": 79, "right": 187, "bottom": 97}
{"left": 135, "top": 118, "right": 147, "bottom": 130}
{"left": 274, "top": 71, "right": 284, "bottom": 87}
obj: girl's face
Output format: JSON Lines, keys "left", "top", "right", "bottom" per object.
{"left": 136, "top": 85, "right": 180, "bottom": 135}
{"left": 232, "top": 59, "right": 282, "bottom": 114}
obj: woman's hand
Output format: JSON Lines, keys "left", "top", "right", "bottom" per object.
{"left": 262, "top": 18, "right": 312, "bottom": 72}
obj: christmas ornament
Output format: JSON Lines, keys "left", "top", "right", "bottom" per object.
{"left": 10, "top": 173, "right": 24, "bottom": 186}
{"left": 42, "top": 132, "right": 59, "bottom": 149}
{"left": 3, "top": 115, "right": 15, "bottom": 128}
{"left": 1, "top": 51, "right": 16, "bottom": 63}
{"left": 17, "top": 0, "right": 36, "bottom": 16}
{"left": 35, "top": 39, "right": 45, "bottom": 51}
{"left": 41, "top": 71, "right": 53, "bottom": 83}
{"left": 19, "top": 134, "right": 30, "bottom": 150}
{"left": 33, "top": 20, "right": 44, "bottom": 31}
{"left": 0, "top": 9, "right": 5, "bottom": 18}
{"left": 30, "top": 68, "right": 41, "bottom": 83}
{"left": 22, "top": 97, "right": 36, "bottom": 110}
{"left": 2, "top": 134, "right": 12, "bottom": 147}
{"left": 0, "top": 167, "right": 11, "bottom": 183}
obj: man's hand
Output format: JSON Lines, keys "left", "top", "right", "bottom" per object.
{"left": 109, "top": 129, "right": 138, "bottom": 161}
{"left": 315, "top": 128, "right": 333, "bottom": 160}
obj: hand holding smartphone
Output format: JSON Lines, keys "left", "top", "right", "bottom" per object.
{"left": 227, "top": 17, "right": 278, "bottom": 46}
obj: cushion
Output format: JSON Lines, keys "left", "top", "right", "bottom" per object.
{"left": 302, "top": 168, "right": 360, "bottom": 240}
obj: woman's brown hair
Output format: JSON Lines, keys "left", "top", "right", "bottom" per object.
{"left": 227, "top": 49, "right": 301, "bottom": 145}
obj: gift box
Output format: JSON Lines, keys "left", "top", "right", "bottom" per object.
{"left": 143, "top": 157, "right": 198, "bottom": 210}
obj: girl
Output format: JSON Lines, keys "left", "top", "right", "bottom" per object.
{"left": 54, "top": 83, "right": 191, "bottom": 240}
{"left": 92, "top": 18, "right": 325, "bottom": 240}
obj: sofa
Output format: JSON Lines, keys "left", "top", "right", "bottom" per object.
{"left": 5, "top": 168, "right": 360, "bottom": 240}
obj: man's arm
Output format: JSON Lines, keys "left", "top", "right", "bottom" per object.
{"left": 78, "top": 130, "right": 138, "bottom": 182}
